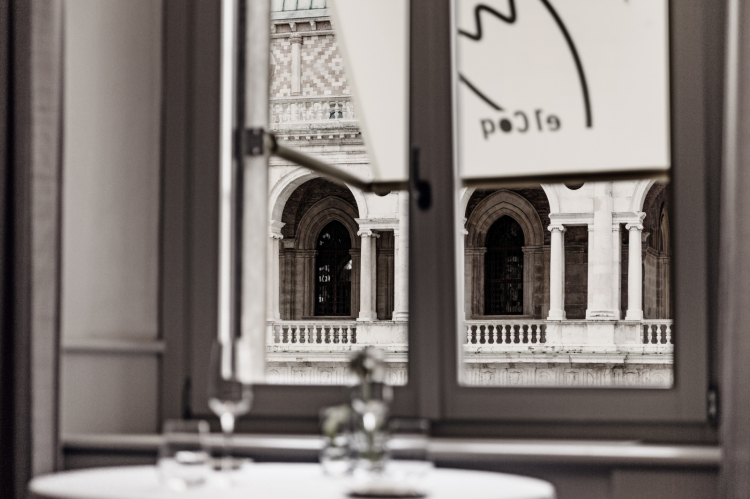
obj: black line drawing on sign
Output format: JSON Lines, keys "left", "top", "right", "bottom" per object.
{"left": 459, "top": 0, "right": 593, "bottom": 128}
{"left": 458, "top": 74, "right": 504, "bottom": 111}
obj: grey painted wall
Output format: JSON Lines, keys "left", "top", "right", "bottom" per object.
{"left": 60, "top": 0, "right": 163, "bottom": 434}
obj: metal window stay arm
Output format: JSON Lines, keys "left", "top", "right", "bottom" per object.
{"left": 244, "top": 128, "right": 407, "bottom": 195}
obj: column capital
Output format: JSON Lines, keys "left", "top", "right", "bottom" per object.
{"left": 357, "top": 230, "right": 379, "bottom": 238}
{"left": 269, "top": 220, "right": 285, "bottom": 239}
{"left": 289, "top": 33, "right": 303, "bottom": 44}
{"left": 625, "top": 222, "right": 644, "bottom": 232}
{"left": 548, "top": 223, "right": 566, "bottom": 233}
{"left": 612, "top": 223, "right": 622, "bottom": 232}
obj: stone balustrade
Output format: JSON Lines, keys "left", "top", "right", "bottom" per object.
{"left": 642, "top": 320, "right": 673, "bottom": 345}
{"left": 465, "top": 320, "right": 547, "bottom": 347}
{"left": 265, "top": 319, "right": 673, "bottom": 387}
{"left": 268, "top": 321, "right": 357, "bottom": 346}
{"left": 267, "top": 319, "right": 673, "bottom": 354}
{"left": 269, "top": 96, "right": 356, "bottom": 129}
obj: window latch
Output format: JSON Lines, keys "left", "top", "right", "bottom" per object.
{"left": 707, "top": 385, "right": 719, "bottom": 427}
{"left": 411, "top": 147, "right": 432, "bottom": 210}
{"left": 242, "top": 127, "right": 266, "bottom": 157}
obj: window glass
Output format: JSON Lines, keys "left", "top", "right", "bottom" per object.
{"left": 264, "top": 7, "right": 408, "bottom": 386}
{"left": 459, "top": 181, "right": 673, "bottom": 388}
{"left": 454, "top": 1, "right": 674, "bottom": 389}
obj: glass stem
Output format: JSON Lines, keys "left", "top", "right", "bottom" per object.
{"left": 220, "top": 412, "right": 235, "bottom": 470}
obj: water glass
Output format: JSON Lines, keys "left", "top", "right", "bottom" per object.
{"left": 158, "top": 419, "right": 211, "bottom": 490}
{"left": 386, "top": 418, "right": 433, "bottom": 486}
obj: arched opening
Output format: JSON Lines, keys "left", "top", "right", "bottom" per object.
{"left": 314, "top": 221, "right": 352, "bottom": 316}
{"left": 484, "top": 216, "right": 525, "bottom": 315}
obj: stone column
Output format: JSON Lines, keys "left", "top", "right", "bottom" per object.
{"left": 266, "top": 222, "right": 284, "bottom": 321}
{"left": 586, "top": 182, "right": 616, "bottom": 320}
{"left": 358, "top": 230, "right": 378, "bottom": 321}
{"left": 392, "top": 191, "right": 409, "bottom": 320}
{"left": 290, "top": 35, "right": 302, "bottom": 95}
{"left": 547, "top": 224, "right": 566, "bottom": 320}
{"left": 625, "top": 220, "right": 645, "bottom": 320}
{"left": 612, "top": 223, "right": 622, "bottom": 320}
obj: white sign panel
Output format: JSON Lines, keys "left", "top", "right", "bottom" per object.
{"left": 329, "top": 0, "right": 409, "bottom": 184}
{"left": 457, "top": 0, "right": 670, "bottom": 180}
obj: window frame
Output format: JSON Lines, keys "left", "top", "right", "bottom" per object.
{"left": 163, "top": 0, "right": 721, "bottom": 436}
{"left": 438, "top": 0, "right": 715, "bottom": 424}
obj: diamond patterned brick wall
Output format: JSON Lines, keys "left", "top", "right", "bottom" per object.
{"left": 301, "top": 35, "right": 349, "bottom": 96}
{"left": 271, "top": 37, "right": 293, "bottom": 97}
{"left": 271, "top": 31, "right": 350, "bottom": 98}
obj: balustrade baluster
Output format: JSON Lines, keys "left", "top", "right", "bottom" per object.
{"left": 666, "top": 324, "right": 672, "bottom": 344}
{"left": 492, "top": 325, "right": 499, "bottom": 344}
{"left": 466, "top": 325, "right": 472, "bottom": 344}
{"left": 291, "top": 102, "right": 299, "bottom": 122}
{"left": 280, "top": 103, "right": 287, "bottom": 122}
{"left": 651, "top": 325, "right": 658, "bottom": 344}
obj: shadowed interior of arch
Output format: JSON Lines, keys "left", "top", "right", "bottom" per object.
{"left": 484, "top": 216, "right": 525, "bottom": 315}
{"left": 314, "top": 221, "right": 352, "bottom": 316}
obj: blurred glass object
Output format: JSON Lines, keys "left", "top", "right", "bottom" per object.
{"left": 319, "top": 404, "right": 353, "bottom": 476}
{"left": 349, "top": 347, "right": 393, "bottom": 474}
{"left": 207, "top": 339, "right": 253, "bottom": 471}
{"left": 158, "top": 419, "right": 211, "bottom": 490}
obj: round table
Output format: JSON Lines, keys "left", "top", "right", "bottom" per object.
{"left": 29, "top": 463, "right": 555, "bottom": 499}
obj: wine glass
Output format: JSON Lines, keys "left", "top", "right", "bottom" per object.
{"left": 207, "top": 338, "right": 253, "bottom": 471}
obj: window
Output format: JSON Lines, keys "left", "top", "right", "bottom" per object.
{"left": 484, "top": 216, "right": 524, "bottom": 316}
{"left": 314, "top": 221, "right": 352, "bottom": 316}
{"left": 177, "top": 0, "right": 714, "bottom": 432}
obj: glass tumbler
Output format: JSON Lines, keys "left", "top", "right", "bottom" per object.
{"left": 158, "top": 419, "right": 211, "bottom": 490}
{"left": 386, "top": 418, "right": 433, "bottom": 488}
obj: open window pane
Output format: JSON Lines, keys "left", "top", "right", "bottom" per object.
{"left": 263, "top": 4, "right": 408, "bottom": 386}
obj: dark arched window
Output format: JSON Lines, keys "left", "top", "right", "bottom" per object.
{"left": 484, "top": 216, "right": 524, "bottom": 315}
{"left": 315, "top": 221, "right": 352, "bottom": 316}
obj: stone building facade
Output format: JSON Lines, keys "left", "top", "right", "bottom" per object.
{"left": 263, "top": 3, "right": 673, "bottom": 387}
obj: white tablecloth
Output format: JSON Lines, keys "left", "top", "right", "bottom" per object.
{"left": 29, "top": 463, "right": 555, "bottom": 499}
